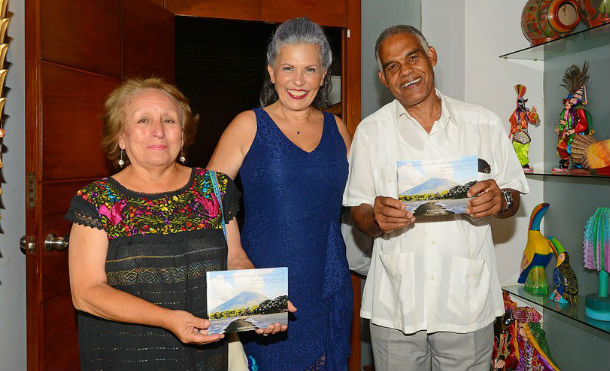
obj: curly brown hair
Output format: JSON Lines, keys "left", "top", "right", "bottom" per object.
{"left": 101, "top": 77, "right": 198, "bottom": 168}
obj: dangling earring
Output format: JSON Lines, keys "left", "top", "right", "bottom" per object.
{"left": 179, "top": 148, "right": 186, "bottom": 164}
{"left": 118, "top": 149, "right": 125, "bottom": 167}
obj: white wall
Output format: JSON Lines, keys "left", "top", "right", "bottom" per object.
{"left": 0, "top": 0, "right": 26, "bottom": 370}
{"left": 421, "top": 1, "right": 465, "bottom": 100}
{"left": 423, "top": 0, "right": 545, "bottom": 284}
{"left": 361, "top": 0, "right": 421, "bottom": 117}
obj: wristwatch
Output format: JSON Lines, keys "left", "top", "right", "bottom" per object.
{"left": 500, "top": 189, "right": 513, "bottom": 212}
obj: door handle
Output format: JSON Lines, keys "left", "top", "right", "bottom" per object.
{"left": 44, "top": 233, "right": 70, "bottom": 252}
{"left": 19, "top": 236, "right": 35, "bottom": 255}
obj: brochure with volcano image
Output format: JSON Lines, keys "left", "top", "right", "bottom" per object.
{"left": 206, "top": 267, "right": 288, "bottom": 335}
{"left": 397, "top": 156, "right": 478, "bottom": 216}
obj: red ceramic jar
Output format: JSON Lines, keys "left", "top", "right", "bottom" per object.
{"left": 522, "top": 0, "right": 581, "bottom": 46}
{"left": 578, "top": 0, "right": 610, "bottom": 27}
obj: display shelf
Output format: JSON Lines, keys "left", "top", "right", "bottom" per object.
{"left": 524, "top": 170, "right": 610, "bottom": 180}
{"left": 500, "top": 14, "right": 610, "bottom": 370}
{"left": 499, "top": 22, "right": 610, "bottom": 61}
{"left": 503, "top": 284, "right": 610, "bottom": 335}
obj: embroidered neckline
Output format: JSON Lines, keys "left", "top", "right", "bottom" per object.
{"left": 73, "top": 168, "right": 227, "bottom": 239}
{"left": 106, "top": 168, "right": 197, "bottom": 200}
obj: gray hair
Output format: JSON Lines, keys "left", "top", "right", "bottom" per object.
{"left": 375, "top": 25, "right": 430, "bottom": 72}
{"left": 259, "top": 17, "right": 332, "bottom": 109}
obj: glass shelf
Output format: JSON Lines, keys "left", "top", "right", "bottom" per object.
{"left": 503, "top": 284, "right": 610, "bottom": 334}
{"left": 499, "top": 22, "right": 610, "bottom": 61}
{"left": 524, "top": 170, "right": 610, "bottom": 180}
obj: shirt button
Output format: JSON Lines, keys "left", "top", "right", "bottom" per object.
{"left": 430, "top": 274, "right": 435, "bottom": 280}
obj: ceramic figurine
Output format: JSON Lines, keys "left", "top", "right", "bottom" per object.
{"left": 509, "top": 84, "right": 540, "bottom": 172}
{"left": 554, "top": 62, "right": 593, "bottom": 172}
{"left": 583, "top": 207, "right": 610, "bottom": 321}
{"left": 493, "top": 292, "right": 520, "bottom": 371}
{"left": 519, "top": 203, "right": 554, "bottom": 295}
{"left": 547, "top": 236, "right": 579, "bottom": 304}
{"left": 513, "top": 306, "right": 560, "bottom": 371}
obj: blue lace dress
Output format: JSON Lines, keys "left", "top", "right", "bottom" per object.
{"left": 239, "top": 108, "right": 353, "bottom": 371}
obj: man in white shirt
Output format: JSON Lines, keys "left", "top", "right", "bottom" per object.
{"left": 343, "top": 25, "right": 528, "bottom": 371}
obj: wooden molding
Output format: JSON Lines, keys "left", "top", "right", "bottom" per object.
{"left": 344, "top": 0, "right": 361, "bottom": 136}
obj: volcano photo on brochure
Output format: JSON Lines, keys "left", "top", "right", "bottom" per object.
{"left": 206, "top": 267, "right": 288, "bottom": 335}
{"left": 397, "top": 155, "right": 478, "bottom": 217}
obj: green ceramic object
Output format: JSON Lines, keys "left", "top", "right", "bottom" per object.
{"left": 525, "top": 266, "right": 550, "bottom": 295}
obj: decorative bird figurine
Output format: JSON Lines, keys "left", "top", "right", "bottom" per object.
{"left": 546, "top": 236, "right": 578, "bottom": 305}
{"left": 571, "top": 134, "right": 610, "bottom": 175}
{"left": 519, "top": 203, "right": 554, "bottom": 295}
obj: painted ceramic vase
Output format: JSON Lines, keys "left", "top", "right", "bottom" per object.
{"left": 579, "top": 0, "right": 610, "bottom": 27}
{"left": 521, "top": 0, "right": 581, "bottom": 45}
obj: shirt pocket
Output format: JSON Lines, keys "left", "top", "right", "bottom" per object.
{"left": 378, "top": 251, "right": 416, "bottom": 314}
{"left": 447, "top": 255, "right": 490, "bottom": 323}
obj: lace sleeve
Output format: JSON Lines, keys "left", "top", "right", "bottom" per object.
{"left": 217, "top": 172, "right": 241, "bottom": 223}
{"left": 64, "top": 194, "right": 104, "bottom": 230}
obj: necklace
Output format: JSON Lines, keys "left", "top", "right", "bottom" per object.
{"left": 295, "top": 112, "right": 318, "bottom": 135}
{"left": 297, "top": 124, "right": 315, "bottom": 134}
{"left": 271, "top": 105, "right": 318, "bottom": 134}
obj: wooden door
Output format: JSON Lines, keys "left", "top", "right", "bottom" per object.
{"left": 24, "top": 0, "right": 174, "bottom": 369}
{"left": 260, "top": 0, "right": 346, "bottom": 28}
{"left": 165, "top": 0, "right": 261, "bottom": 21}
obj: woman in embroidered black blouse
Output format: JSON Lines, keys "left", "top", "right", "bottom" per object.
{"left": 65, "top": 78, "right": 286, "bottom": 371}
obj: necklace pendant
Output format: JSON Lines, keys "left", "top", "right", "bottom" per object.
{"left": 297, "top": 131, "right": 300, "bottom": 135}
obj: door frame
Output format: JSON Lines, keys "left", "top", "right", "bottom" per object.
{"left": 24, "top": 0, "right": 43, "bottom": 367}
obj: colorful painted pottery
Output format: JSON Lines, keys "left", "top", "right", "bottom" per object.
{"left": 522, "top": 0, "right": 581, "bottom": 46}
{"left": 579, "top": 0, "right": 610, "bottom": 27}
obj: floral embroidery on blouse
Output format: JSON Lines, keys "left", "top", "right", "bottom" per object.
{"left": 75, "top": 168, "right": 227, "bottom": 239}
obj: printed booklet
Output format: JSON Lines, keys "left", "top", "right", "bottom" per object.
{"left": 206, "top": 267, "right": 288, "bottom": 335}
{"left": 397, "top": 155, "right": 478, "bottom": 216}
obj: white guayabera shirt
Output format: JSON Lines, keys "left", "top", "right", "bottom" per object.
{"left": 343, "top": 91, "right": 528, "bottom": 334}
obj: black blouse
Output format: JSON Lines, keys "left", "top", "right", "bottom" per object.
{"left": 65, "top": 168, "right": 239, "bottom": 371}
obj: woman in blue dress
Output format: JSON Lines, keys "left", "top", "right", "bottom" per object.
{"left": 208, "top": 17, "right": 353, "bottom": 371}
